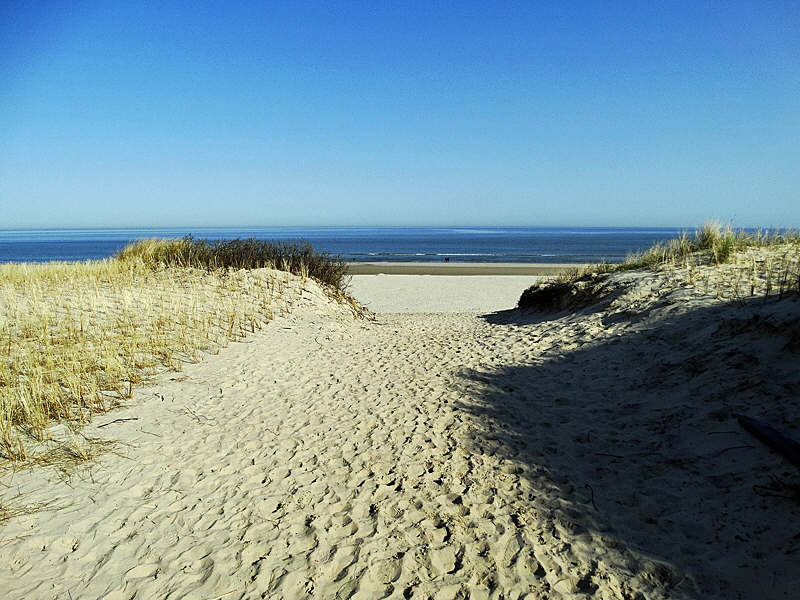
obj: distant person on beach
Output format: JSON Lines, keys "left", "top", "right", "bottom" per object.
{"left": 445, "top": 257, "right": 450, "bottom": 263}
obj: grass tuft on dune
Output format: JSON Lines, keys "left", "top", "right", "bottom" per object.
{"left": 520, "top": 222, "right": 800, "bottom": 312}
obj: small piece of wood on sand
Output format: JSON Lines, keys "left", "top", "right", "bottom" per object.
{"left": 737, "top": 414, "right": 800, "bottom": 470}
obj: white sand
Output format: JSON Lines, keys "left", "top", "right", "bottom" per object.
{"left": 2, "top": 256, "right": 800, "bottom": 599}
{"left": 347, "top": 275, "right": 544, "bottom": 313}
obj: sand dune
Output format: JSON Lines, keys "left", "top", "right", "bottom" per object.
{"left": 1, "top": 260, "right": 799, "bottom": 599}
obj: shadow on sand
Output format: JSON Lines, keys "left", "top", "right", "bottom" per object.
{"left": 456, "top": 295, "right": 800, "bottom": 598}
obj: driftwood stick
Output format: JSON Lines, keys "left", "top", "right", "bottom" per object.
{"left": 97, "top": 418, "right": 139, "bottom": 428}
{"left": 736, "top": 414, "right": 800, "bottom": 469}
{"left": 593, "top": 452, "right": 624, "bottom": 459}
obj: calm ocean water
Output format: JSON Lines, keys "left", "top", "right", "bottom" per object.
{"left": 0, "top": 226, "right": 690, "bottom": 264}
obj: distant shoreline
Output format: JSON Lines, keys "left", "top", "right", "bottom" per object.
{"left": 346, "top": 261, "right": 580, "bottom": 276}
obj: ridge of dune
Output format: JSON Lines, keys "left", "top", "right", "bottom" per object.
{"left": 1, "top": 255, "right": 799, "bottom": 599}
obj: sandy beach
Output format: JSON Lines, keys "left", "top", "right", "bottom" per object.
{"left": 346, "top": 274, "right": 548, "bottom": 314}
{"left": 2, "top": 257, "right": 800, "bottom": 599}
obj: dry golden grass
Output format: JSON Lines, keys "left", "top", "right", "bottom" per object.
{"left": 666, "top": 243, "right": 800, "bottom": 302}
{"left": 620, "top": 222, "right": 799, "bottom": 270}
{"left": 0, "top": 258, "right": 302, "bottom": 461}
{"left": 553, "top": 222, "right": 800, "bottom": 297}
{"left": 524, "top": 224, "right": 800, "bottom": 312}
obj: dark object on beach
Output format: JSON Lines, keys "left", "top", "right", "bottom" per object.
{"left": 737, "top": 414, "right": 800, "bottom": 470}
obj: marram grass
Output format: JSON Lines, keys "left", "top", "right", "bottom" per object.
{"left": 555, "top": 222, "right": 800, "bottom": 288}
{"left": 522, "top": 223, "right": 800, "bottom": 313}
{"left": 0, "top": 256, "right": 303, "bottom": 461}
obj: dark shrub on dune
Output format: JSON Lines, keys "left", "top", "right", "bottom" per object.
{"left": 116, "top": 236, "right": 350, "bottom": 291}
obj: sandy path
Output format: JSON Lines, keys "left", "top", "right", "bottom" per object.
{"left": 2, "top": 268, "right": 800, "bottom": 599}
{"left": 0, "top": 284, "right": 674, "bottom": 600}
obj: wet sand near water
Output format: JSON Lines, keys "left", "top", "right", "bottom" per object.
{"left": 347, "top": 262, "right": 583, "bottom": 276}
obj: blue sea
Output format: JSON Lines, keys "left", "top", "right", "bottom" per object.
{"left": 0, "top": 226, "right": 691, "bottom": 264}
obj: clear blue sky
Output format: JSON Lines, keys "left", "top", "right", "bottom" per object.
{"left": 2, "top": 1, "right": 798, "bottom": 229}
